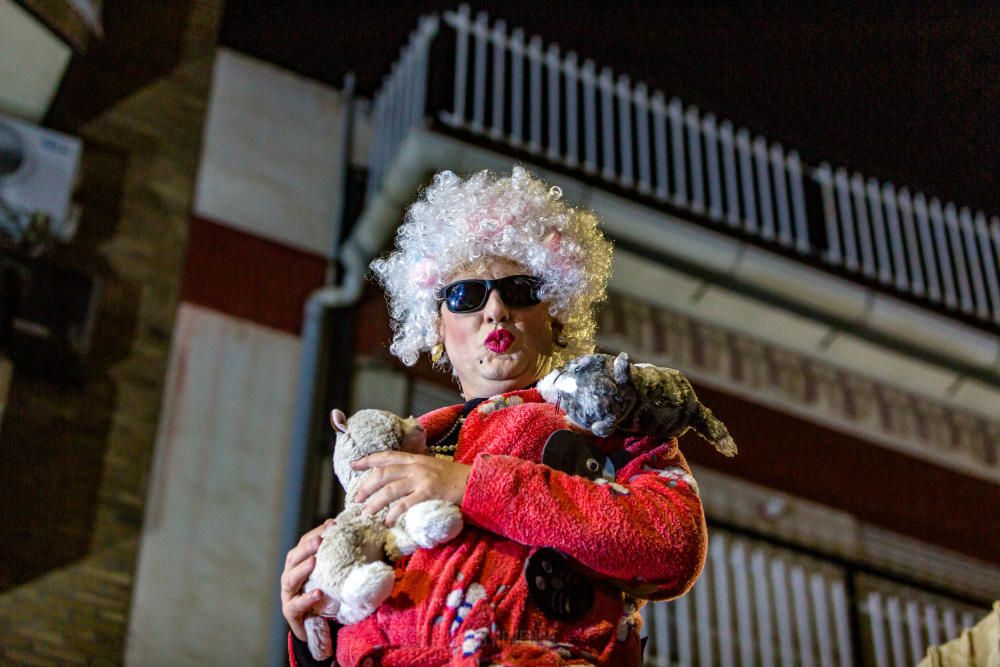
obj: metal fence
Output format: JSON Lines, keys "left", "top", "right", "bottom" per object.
{"left": 639, "top": 528, "right": 986, "bottom": 667}
{"left": 365, "top": 5, "right": 1000, "bottom": 328}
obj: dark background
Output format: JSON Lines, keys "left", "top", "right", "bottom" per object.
{"left": 218, "top": 1, "right": 1000, "bottom": 217}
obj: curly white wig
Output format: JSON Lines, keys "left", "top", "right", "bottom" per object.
{"left": 369, "top": 166, "right": 613, "bottom": 370}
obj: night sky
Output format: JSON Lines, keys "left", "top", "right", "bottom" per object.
{"left": 219, "top": 1, "right": 1000, "bottom": 217}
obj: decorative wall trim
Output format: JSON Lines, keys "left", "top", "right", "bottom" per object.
{"left": 599, "top": 290, "right": 1000, "bottom": 483}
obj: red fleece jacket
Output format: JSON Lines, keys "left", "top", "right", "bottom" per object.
{"left": 291, "top": 388, "right": 707, "bottom": 667}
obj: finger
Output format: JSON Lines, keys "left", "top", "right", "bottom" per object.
{"left": 301, "top": 518, "right": 334, "bottom": 544}
{"left": 285, "top": 536, "right": 320, "bottom": 572}
{"left": 280, "top": 555, "right": 316, "bottom": 598}
{"left": 362, "top": 480, "right": 413, "bottom": 518}
{"left": 284, "top": 589, "right": 324, "bottom": 636}
{"left": 384, "top": 496, "right": 418, "bottom": 527}
{"left": 285, "top": 521, "right": 332, "bottom": 569}
{"left": 351, "top": 451, "right": 418, "bottom": 470}
{"left": 353, "top": 465, "right": 416, "bottom": 503}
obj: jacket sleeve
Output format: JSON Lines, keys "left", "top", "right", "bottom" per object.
{"left": 460, "top": 433, "right": 707, "bottom": 600}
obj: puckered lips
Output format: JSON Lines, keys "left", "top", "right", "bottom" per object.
{"left": 484, "top": 328, "right": 515, "bottom": 353}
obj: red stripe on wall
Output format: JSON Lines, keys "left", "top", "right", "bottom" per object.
{"left": 180, "top": 216, "right": 327, "bottom": 335}
{"left": 683, "top": 384, "right": 1000, "bottom": 567}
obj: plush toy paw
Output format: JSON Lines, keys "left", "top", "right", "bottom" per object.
{"left": 305, "top": 615, "right": 335, "bottom": 661}
{"left": 336, "top": 561, "right": 395, "bottom": 625}
{"left": 386, "top": 523, "right": 418, "bottom": 559}
{"left": 402, "top": 499, "right": 464, "bottom": 548}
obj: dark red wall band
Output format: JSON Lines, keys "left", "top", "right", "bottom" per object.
{"left": 180, "top": 216, "right": 328, "bottom": 335}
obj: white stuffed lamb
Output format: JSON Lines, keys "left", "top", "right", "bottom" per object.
{"left": 302, "top": 408, "right": 464, "bottom": 660}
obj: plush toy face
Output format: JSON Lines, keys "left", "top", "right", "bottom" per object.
{"left": 539, "top": 352, "right": 637, "bottom": 437}
{"left": 304, "top": 408, "right": 460, "bottom": 658}
{"left": 539, "top": 352, "right": 737, "bottom": 456}
{"left": 331, "top": 409, "right": 426, "bottom": 501}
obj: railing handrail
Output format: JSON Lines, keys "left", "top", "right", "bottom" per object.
{"left": 365, "top": 5, "right": 1000, "bottom": 331}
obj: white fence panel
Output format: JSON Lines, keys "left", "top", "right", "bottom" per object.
{"left": 687, "top": 107, "right": 706, "bottom": 214}
{"left": 379, "top": 6, "right": 1000, "bottom": 326}
{"left": 736, "top": 128, "right": 757, "bottom": 233}
{"left": 546, "top": 43, "right": 561, "bottom": 161}
{"left": 490, "top": 20, "right": 506, "bottom": 138}
{"left": 669, "top": 98, "right": 687, "bottom": 207}
{"left": 753, "top": 136, "right": 774, "bottom": 240}
{"left": 720, "top": 121, "right": 741, "bottom": 228}
{"left": 851, "top": 173, "right": 877, "bottom": 278}
{"left": 945, "top": 202, "right": 974, "bottom": 313}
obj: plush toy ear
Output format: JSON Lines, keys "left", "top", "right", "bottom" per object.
{"left": 330, "top": 409, "right": 348, "bottom": 433}
{"left": 401, "top": 418, "right": 427, "bottom": 453}
{"left": 613, "top": 352, "right": 630, "bottom": 385}
{"left": 593, "top": 416, "right": 617, "bottom": 438}
{"left": 537, "top": 368, "right": 563, "bottom": 403}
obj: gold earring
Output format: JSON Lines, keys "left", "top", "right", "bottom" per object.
{"left": 430, "top": 343, "right": 444, "bottom": 362}
{"left": 552, "top": 322, "right": 568, "bottom": 348}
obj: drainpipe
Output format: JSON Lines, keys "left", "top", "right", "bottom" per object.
{"left": 270, "top": 74, "right": 365, "bottom": 666}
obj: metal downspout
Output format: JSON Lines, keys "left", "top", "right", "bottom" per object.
{"left": 269, "top": 75, "right": 364, "bottom": 666}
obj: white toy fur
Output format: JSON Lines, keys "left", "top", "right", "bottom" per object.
{"left": 302, "top": 409, "right": 464, "bottom": 660}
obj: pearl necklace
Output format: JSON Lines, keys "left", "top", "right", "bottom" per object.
{"left": 428, "top": 415, "right": 464, "bottom": 456}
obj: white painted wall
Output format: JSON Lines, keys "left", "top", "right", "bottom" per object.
{"left": 0, "top": 0, "right": 73, "bottom": 121}
{"left": 194, "top": 48, "right": 369, "bottom": 255}
{"left": 127, "top": 305, "right": 300, "bottom": 665}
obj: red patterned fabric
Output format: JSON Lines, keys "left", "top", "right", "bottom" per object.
{"left": 295, "top": 387, "right": 706, "bottom": 667}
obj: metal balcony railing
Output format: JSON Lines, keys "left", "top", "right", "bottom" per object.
{"left": 365, "top": 6, "right": 1000, "bottom": 330}
{"left": 639, "top": 527, "right": 987, "bottom": 667}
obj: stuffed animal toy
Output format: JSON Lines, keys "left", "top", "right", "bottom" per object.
{"left": 302, "top": 408, "right": 464, "bottom": 660}
{"left": 538, "top": 352, "right": 737, "bottom": 457}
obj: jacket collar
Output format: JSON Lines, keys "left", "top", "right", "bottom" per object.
{"left": 418, "top": 387, "right": 543, "bottom": 441}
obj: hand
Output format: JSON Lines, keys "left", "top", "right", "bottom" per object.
{"left": 280, "top": 519, "right": 334, "bottom": 641}
{"left": 351, "top": 452, "right": 472, "bottom": 525}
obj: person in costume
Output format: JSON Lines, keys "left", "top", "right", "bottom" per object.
{"left": 280, "top": 166, "right": 708, "bottom": 666}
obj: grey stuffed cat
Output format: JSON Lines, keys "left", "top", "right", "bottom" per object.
{"left": 538, "top": 352, "right": 737, "bottom": 457}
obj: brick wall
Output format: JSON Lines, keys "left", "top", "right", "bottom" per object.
{"left": 0, "top": 2, "right": 222, "bottom": 663}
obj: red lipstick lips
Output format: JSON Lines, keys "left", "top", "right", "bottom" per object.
{"left": 484, "top": 329, "right": 514, "bottom": 353}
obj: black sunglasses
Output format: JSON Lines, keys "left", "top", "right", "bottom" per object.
{"left": 436, "top": 275, "right": 543, "bottom": 313}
